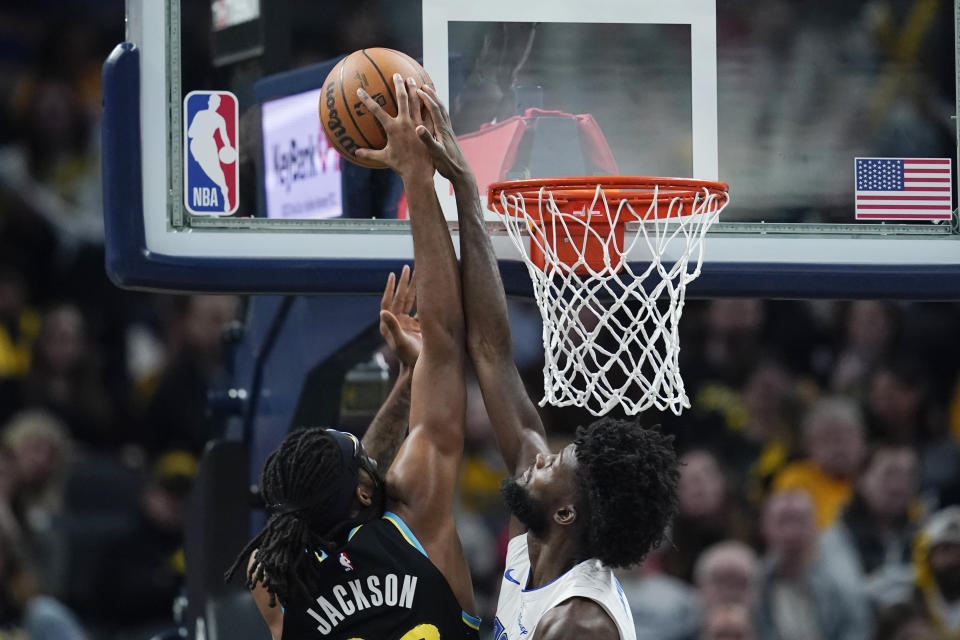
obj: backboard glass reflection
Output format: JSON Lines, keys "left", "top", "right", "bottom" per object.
{"left": 101, "top": 0, "right": 960, "bottom": 296}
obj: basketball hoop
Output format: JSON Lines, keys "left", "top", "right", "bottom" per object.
{"left": 488, "top": 176, "right": 729, "bottom": 416}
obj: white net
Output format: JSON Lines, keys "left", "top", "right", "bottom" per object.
{"left": 495, "top": 182, "right": 727, "bottom": 416}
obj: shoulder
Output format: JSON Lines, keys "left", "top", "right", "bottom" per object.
{"left": 378, "top": 511, "right": 428, "bottom": 556}
{"left": 535, "top": 597, "right": 620, "bottom": 640}
{"left": 501, "top": 533, "right": 530, "bottom": 578}
{"left": 247, "top": 548, "right": 285, "bottom": 640}
{"left": 506, "top": 532, "right": 528, "bottom": 557}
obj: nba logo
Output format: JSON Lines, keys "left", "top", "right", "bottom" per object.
{"left": 183, "top": 90, "right": 239, "bottom": 215}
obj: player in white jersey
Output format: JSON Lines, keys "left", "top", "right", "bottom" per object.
{"left": 494, "top": 491, "right": 638, "bottom": 640}
{"left": 415, "top": 85, "right": 681, "bottom": 640}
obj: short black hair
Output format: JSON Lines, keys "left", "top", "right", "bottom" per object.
{"left": 573, "top": 418, "right": 679, "bottom": 568}
{"left": 225, "top": 428, "right": 356, "bottom": 606}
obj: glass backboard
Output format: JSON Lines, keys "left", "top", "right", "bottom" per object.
{"left": 101, "top": 0, "right": 960, "bottom": 297}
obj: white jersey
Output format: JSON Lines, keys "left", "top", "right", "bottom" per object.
{"left": 494, "top": 533, "right": 636, "bottom": 640}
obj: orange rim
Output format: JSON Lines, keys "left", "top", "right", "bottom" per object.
{"left": 488, "top": 176, "right": 729, "bottom": 221}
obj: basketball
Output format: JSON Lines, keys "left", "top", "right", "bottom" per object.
{"left": 218, "top": 145, "right": 237, "bottom": 164}
{"left": 319, "top": 48, "right": 434, "bottom": 169}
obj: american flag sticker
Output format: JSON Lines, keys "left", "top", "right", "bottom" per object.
{"left": 855, "top": 158, "right": 953, "bottom": 221}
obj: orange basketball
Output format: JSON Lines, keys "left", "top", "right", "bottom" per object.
{"left": 319, "top": 48, "right": 434, "bottom": 169}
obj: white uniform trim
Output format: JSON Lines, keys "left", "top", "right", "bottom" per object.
{"left": 494, "top": 534, "right": 636, "bottom": 640}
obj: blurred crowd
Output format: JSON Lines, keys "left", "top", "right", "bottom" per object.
{"left": 1, "top": 2, "right": 959, "bottom": 640}
{"left": 0, "top": 7, "right": 243, "bottom": 638}
{"left": 453, "top": 298, "right": 960, "bottom": 640}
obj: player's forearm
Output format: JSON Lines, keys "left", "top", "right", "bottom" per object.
{"left": 400, "top": 172, "right": 467, "bottom": 458}
{"left": 404, "top": 173, "right": 464, "bottom": 343}
{"left": 362, "top": 365, "right": 412, "bottom": 469}
{"left": 452, "top": 174, "right": 514, "bottom": 362}
{"left": 453, "top": 174, "right": 547, "bottom": 474}
{"left": 473, "top": 357, "right": 548, "bottom": 474}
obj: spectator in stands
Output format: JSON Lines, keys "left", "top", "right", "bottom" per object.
{"left": 831, "top": 301, "right": 898, "bottom": 397}
{"left": 867, "top": 360, "right": 960, "bottom": 507}
{"left": 774, "top": 397, "right": 866, "bottom": 529}
{"left": 755, "top": 490, "right": 870, "bottom": 640}
{"left": 617, "top": 547, "right": 700, "bottom": 640}
{"left": 1, "top": 70, "right": 103, "bottom": 245}
{"left": 867, "top": 360, "right": 928, "bottom": 444}
{"left": 732, "top": 360, "right": 800, "bottom": 496}
{"left": 911, "top": 507, "right": 960, "bottom": 637}
{"left": 0, "top": 528, "right": 87, "bottom": 640}
{"left": 872, "top": 601, "right": 937, "bottom": 640}
{"left": 684, "top": 299, "right": 768, "bottom": 399}
{"left": 694, "top": 541, "right": 760, "bottom": 611}
{"left": 95, "top": 450, "right": 196, "bottom": 630}
{"left": 0, "top": 409, "right": 72, "bottom": 597}
{"left": 0, "top": 446, "right": 21, "bottom": 555}
{"left": 23, "top": 303, "right": 114, "bottom": 446}
{"left": 701, "top": 604, "right": 757, "bottom": 640}
{"left": 678, "top": 299, "right": 768, "bottom": 454}
{"left": 0, "top": 264, "right": 38, "bottom": 425}
{"left": 684, "top": 541, "right": 760, "bottom": 640}
{"left": 0, "top": 264, "right": 38, "bottom": 382}
{"left": 820, "top": 443, "right": 921, "bottom": 607}
{"left": 951, "top": 375, "right": 960, "bottom": 449}
{"left": 140, "top": 295, "right": 239, "bottom": 455}
{"left": 681, "top": 358, "right": 801, "bottom": 515}
{"left": 661, "top": 450, "right": 751, "bottom": 583}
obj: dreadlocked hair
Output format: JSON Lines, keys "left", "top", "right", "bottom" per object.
{"left": 225, "top": 428, "right": 355, "bottom": 607}
{"left": 573, "top": 418, "right": 679, "bottom": 568}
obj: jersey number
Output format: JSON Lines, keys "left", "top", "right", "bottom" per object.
{"left": 349, "top": 623, "right": 441, "bottom": 640}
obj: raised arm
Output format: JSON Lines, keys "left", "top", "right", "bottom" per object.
{"left": 416, "top": 85, "right": 548, "bottom": 476}
{"left": 354, "top": 75, "right": 474, "bottom": 615}
{"left": 361, "top": 266, "right": 419, "bottom": 470}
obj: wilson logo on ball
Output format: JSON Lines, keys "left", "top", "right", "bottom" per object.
{"left": 318, "top": 48, "right": 434, "bottom": 170}
{"left": 323, "top": 81, "right": 361, "bottom": 157}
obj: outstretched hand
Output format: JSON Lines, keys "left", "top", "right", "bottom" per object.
{"left": 415, "top": 85, "right": 471, "bottom": 182}
{"left": 355, "top": 75, "right": 434, "bottom": 180}
{"left": 379, "top": 265, "right": 421, "bottom": 369}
